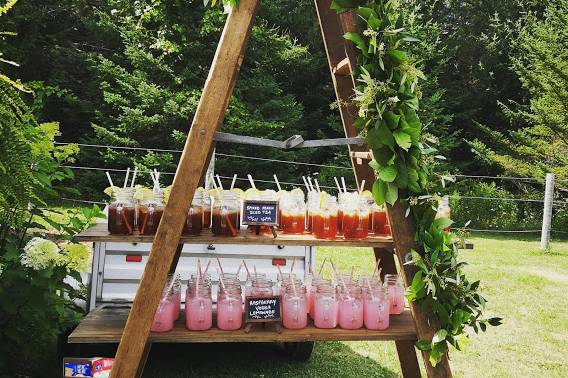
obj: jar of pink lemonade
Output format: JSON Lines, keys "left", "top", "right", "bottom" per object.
{"left": 216, "top": 283, "right": 243, "bottom": 331}
{"left": 151, "top": 279, "right": 177, "bottom": 333}
{"left": 364, "top": 285, "right": 390, "bottom": 330}
{"left": 313, "top": 283, "right": 337, "bottom": 329}
{"left": 185, "top": 276, "right": 213, "bottom": 331}
{"left": 282, "top": 284, "right": 308, "bottom": 329}
{"left": 384, "top": 274, "right": 405, "bottom": 315}
{"left": 337, "top": 284, "right": 364, "bottom": 330}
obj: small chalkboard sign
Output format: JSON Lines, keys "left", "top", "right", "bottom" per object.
{"left": 245, "top": 296, "right": 282, "bottom": 323}
{"left": 243, "top": 200, "right": 279, "bottom": 226}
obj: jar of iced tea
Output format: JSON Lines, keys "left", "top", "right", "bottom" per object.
{"left": 372, "top": 204, "right": 389, "bottom": 235}
{"left": 185, "top": 278, "right": 213, "bottom": 331}
{"left": 183, "top": 192, "right": 203, "bottom": 236}
{"left": 306, "top": 191, "right": 319, "bottom": 233}
{"left": 342, "top": 197, "right": 370, "bottom": 240}
{"left": 363, "top": 285, "right": 389, "bottom": 330}
{"left": 384, "top": 274, "right": 405, "bottom": 315}
{"left": 216, "top": 283, "right": 243, "bottom": 331}
{"left": 337, "top": 284, "right": 364, "bottom": 330}
{"left": 312, "top": 196, "right": 338, "bottom": 239}
{"left": 108, "top": 188, "right": 135, "bottom": 235}
{"left": 139, "top": 190, "right": 165, "bottom": 235}
{"left": 313, "top": 283, "right": 338, "bottom": 328}
{"left": 280, "top": 192, "right": 306, "bottom": 234}
{"left": 282, "top": 284, "right": 308, "bottom": 329}
{"left": 212, "top": 191, "right": 239, "bottom": 236}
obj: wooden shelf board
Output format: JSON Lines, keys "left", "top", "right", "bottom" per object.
{"left": 68, "top": 305, "right": 416, "bottom": 344}
{"left": 76, "top": 223, "right": 394, "bottom": 248}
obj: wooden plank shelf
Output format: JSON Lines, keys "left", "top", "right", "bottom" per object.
{"left": 68, "top": 305, "right": 417, "bottom": 344}
{"left": 76, "top": 223, "right": 394, "bottom": 248}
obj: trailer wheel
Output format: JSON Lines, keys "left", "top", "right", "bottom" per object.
{"left": 283, "top": 341, "right": 314, "bottom": 361}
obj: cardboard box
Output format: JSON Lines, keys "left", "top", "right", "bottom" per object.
{"left": 63, "top": 357, "right": 113, "bottom": 377}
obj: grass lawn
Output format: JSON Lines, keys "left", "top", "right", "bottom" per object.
{"left": 77, "top": 234, "right": 568, "bottom": 377}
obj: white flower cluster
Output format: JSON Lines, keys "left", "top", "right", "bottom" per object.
{"left": 0, "top": 263, "right": 4, "bottom": 276}
{"left": 63, "top": 243, "right": 92, "bottom": 273}
{"left": 21, "top": 237, "right": 64, "bottom": 270}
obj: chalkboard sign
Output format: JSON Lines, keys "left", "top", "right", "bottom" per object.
{"left": 245, "top": 296, "right": 282, "bottom": 323}
{"left": 242, "top": 200, "right": 279, "bottom": 226}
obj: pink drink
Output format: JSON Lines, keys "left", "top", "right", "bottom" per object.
{"left": 185, "top": 297, "right": 213, "bottom": 331}
{"left": 151, "top": 299, "right": 175, "bottom": 332}
{"left": 387, "top": 283, "right": 405, "bottom": 315}
{"left": 364, "top": 298, "right": 390, "bottom": 330}
{"left": 282, "top": 295, "right": 308, "bottom": 329}
{"left": 173, "top": 291, "right": 181, "bottom": 320}
{"left": 217, "top": 297, "right": 243, "bottom": 331}
{"left": 338, "top": 298, "right": 364, "bottom": 329}
{"left": 313, "top": 296, "right": 338, "bottom": 328}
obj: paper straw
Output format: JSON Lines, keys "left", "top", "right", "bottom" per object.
{"left": 330, "top": 260, "right": 349, "bottom": 293}
{"left": 236, "top": 262, "right": 243, "bottom": 278}
{"left": 203, "top": 260, "right": 211, "bottom": 275}
{"left": 341, "top": 177, "right": 347, "bottom": 193}
{"left": 216, "top": 266, "right": 227, "bottom": 292}
{"left": 367, "top": 279, "right": 375, "bottom": 300}
{"left": 153, "top": 169, "right": 160, "bottom": 189}
{"left": 372, "top": 258, "right": 382, "bottom": 278}
{"left": 216, "top": 257, "right": 225, "bottom": 277}
{"left": 130, "top": 167, "right": 138, "bottom": 188}
{"left": 314, "top": 179, "right": 321, "bottom": 193}
{"left": 290, "top": 272, "right": 298, "bottom": 297}
{"left": 302, "top": 176, "right": 310, "bottom": 192}
{"left": 253, "top": 265, "right": 258, "bottom": 287}
{"left": 273, "top": 174, "right": 282, "bottom": 191}
{"left": 289, "top": 256, "right": 296, "bottom": 274}
{"left": 317, "top": 257, "right": 327, "bottom": 276}
{"left": 307, "top": 177, "right": 315, "bottom": 192}
{"left": 210, "top": 174, "right": 218, "bottom": 189}
{"left": 105, "top": 172, "right": 115, "bottom": 190}
{"left": 334, "top": 177, "right": 342, "bottom": 193}
{"left": 276, "top": 264, "right": 284, "bottom": 281}
{"left": 359, "top": 180, "right": 366, "bottom": 195}
{"left": 230, "top": 174, "right": 237, "bottom": 190}
{"left": 123, "top": 167, "right": 130, "bottom": 189}
{"left": 197, "top": 258, "right": 202, "bottom": 277}
{"left": 247, "top": 174, "right": 256, "bottom": 189}
{"left": 242, "top": 259, "right": 251, "bottom": 279}
{"left": 216, "top": 174, "right": 224, "bottom": 190}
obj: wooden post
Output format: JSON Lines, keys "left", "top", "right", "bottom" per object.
{"left": 387, "top": 201, "right": 453, "bottom": 377}
{"left": 109, "top": 2, "right": 260, "bottom": 376}
{"left": 315, "top": 1, "right": 452, "bottom": 376}
{"left": 541, "top": 173, "right": 555, "bottom": 250}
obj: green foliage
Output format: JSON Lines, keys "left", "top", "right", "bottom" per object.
{"left": 333, "top": 0, "right": 500, "bottom": 365}
{"left": 0, "top": 2, "right": 105, "bottom": 374}
{"left": 470, "top": 0, "right": 568, "bottom": 181}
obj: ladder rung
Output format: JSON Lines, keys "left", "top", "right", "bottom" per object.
{"left": 332, "top": 57, "right": 351, "bottom": 76}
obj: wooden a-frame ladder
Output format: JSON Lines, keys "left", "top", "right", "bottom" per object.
{"left": 109, "top": 1, "right": 453, "bottom": 377}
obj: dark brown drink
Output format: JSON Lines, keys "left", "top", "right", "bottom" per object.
{"left": 183, "top": 209, "right": 203, "bottom": 236}
{"left": 212, "top": 210, "right": 239, "bottom": 236}
{"left": 108, "top": 206, "right": 135, "bottom": 235}
{"left": 139, "top": 207, "right": 164, "bottom": 235}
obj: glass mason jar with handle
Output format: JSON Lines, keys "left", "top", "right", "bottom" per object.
{"left": 108, "top": 188, "right": 135, "bottom": 235}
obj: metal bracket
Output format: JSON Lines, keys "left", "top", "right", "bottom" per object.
{"left": 214, "top": 132, "right": 366, "bottom": 149}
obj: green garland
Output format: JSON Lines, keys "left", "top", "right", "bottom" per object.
{"left": 330, "top": 0, "right": 501, "bottom": 366}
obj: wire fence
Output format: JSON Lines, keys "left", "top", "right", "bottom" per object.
{"left": 53, "top": 141, "right": 568, "bottom": 238}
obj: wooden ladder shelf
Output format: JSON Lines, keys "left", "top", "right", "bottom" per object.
{"left": 89, "top": 1, "right": 453, "bottom": 376}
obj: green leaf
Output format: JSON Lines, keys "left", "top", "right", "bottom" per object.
{"left": 393, "top": 130, "right": 412, "bottom": 150}
{"left": 368, "top": 14, "right": 382, "bottom": 30}
{"left": 372, "top": 179, "right": 387, "bottom": 205}
{"left": 394, "top": 158, "right": 409, "bottom": 187}
{"left": 373, "top": 122, "right": 393, "bottom": 150}
{"left": 357, "top": 7, "right": 376, "bottom": 20}
{"left": 379, "top": 165, "right": 397, "bottom": 182}
{"left": 368, "top": 159, "right": 380, "bottom": 171}
{"left": 433, "top": 217, "right": 454, "bottom": 231}
{"left": 386, "top": 49, "right": 407, "bottom": 64}
{"left": 366, "top": 127, "right": 384, "bottom": 149}
{"left": 385, "top": 182, "right": 398, "bottom": 205}
{"left": 401, "top": 35, "right": 420, "bottom": 43}
{"left": 373, "top": 146, "right": 395, "bottom": 166}
{"left": 384, "top": 111, "right": 401, "bottom": 130}
{"left": 416, "top": 340, "right": 432, "bottom": 351}
{"left": 432, "top": 329, "right": 448, "bottom": 344}
{"left": 353, "top": 117, "right": 369, "bottom": 130}
{"left": 331, "top": 0, "right": 361, "bottom": 12}
{"left": 344, "top": 32, "right": 368, "bottom": 57}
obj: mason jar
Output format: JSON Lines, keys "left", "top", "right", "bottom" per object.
{"left": 217, "top": 283, "right": 243, "bottom": 331}
{"left": 183, "top": 192, "right": 203, "bottom": 236}
{"left": 108, "top": 188, "right": 135, "bottom": 235}
{"left": 282, "top": 284, "right": 308, "bottom": 329}
{"left": 337, "top": 284, "right": 364, "bottom": 330}
{"left": 312, "top": 196, "right": 339, "bottom": 239}
{"left": 212, "top": 191, "right": 239, "bottom": 236}
{"left": 384, "top": 274, "right": 405, "bottom": 315}
{"left": 364, "top": 285, "right": 390, "bottom": 330}
{"left": 139, "top": 190, "right": 165, "bottom": 235}
{"left": 313, "top": 283, "right": 338, "bottom": 329}
{"left": 185, "top": 279, "right": 213, "bottom": 331}
{"left": 342, "top": 197, "right": 370, "bottom": 240}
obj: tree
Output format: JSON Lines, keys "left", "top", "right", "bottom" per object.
{"left": 470, "top": 0, "right": 568, "bottom": 180}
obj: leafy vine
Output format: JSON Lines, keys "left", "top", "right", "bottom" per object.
{"left": 331, "top": 0, "right": 502, "bottom": 366}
